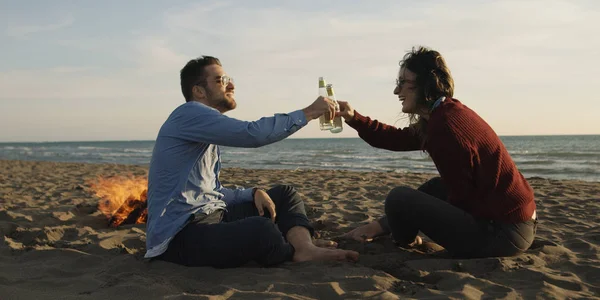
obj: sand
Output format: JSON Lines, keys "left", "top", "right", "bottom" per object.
{"left": 0, "top": 159, "right": 598, "bottom": 299}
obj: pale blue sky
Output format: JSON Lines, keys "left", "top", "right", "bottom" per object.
{"left": 1, "top": 0, "right": 599, "bottom": 142}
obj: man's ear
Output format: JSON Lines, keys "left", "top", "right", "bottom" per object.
{"left": 192, "top": 85, "right": 206, "bottom": 99}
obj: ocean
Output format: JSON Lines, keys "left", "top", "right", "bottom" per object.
{"left": 1, "top": 135, "right": 598, "bottom": 182}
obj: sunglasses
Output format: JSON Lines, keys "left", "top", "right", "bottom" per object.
{"left": 196, "top": 75, "right": 234, "bottom": 88}
{"left": 215, "top": 75, "right": 233, "bottom": 87}
{"left": 396, "top": 78, "right": 416, "bottom": 87}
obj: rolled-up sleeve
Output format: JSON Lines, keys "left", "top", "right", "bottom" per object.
{"left": 218, "top": 186, "right": 255, "bottom": 205}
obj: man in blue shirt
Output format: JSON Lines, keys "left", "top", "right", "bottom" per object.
{"left": 145, "top": 56, "right": 359, "bottom": 268}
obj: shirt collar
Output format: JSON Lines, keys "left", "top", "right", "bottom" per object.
{"left": 430, "top": 96, "right": 446, "bottom": 112}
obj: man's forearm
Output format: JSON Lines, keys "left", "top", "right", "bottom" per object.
{"left": 302, "top": 106, "right": 321, "bottom": 121}
{"left": 175, "top": 104, "right": 308, "bottom": 148}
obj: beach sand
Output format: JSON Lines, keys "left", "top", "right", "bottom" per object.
{"left": 0, "top": 160, "right": 598, "bottom": 299}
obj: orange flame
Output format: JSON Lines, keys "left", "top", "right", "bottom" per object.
{"left": 88, "top": 175, "right": 148, "bottom": 227}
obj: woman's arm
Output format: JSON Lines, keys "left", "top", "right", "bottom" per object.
{"left": 337, "top": 101, "right": 422, "bottom": 151}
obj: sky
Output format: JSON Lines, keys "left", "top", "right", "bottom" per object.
{"left": 1, "top": 0, "right": 599, "bottom": 142}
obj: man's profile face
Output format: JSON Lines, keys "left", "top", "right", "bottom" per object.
{"left": 199, "top": 64, "right": 236, "bottom": 113}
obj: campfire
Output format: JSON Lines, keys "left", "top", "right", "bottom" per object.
{"left": 89, "top": 175, "right": 148, "bottom": 227}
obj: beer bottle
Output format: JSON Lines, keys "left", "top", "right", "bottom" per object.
{"left": 318, "top": 77, "right": 334, "bottom": 130}
{"left": 327, "top": 84, "right": 343, "bottom": 133}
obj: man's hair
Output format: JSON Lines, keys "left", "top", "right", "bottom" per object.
{"left": 400, "top": 46, "right": 454, "bottom": 142}
{"left": 180, "top": 56, "right": 222, "bottom": 102}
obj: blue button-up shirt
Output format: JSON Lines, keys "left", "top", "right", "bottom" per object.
{"left": 144, "top": 101, "right": 307, "bottom": 258}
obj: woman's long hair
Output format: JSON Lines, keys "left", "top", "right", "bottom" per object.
{"left": 400, "top": 46, "right": 455, "bottom": 143}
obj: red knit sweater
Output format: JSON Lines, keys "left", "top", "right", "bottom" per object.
{"left": 347, "top": 98, "right": 536, "bottom": 223}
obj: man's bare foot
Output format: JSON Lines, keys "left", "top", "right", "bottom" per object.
{"left": 313, "top": 239, "right": 338, "bottom": 249}
{"left": 293, "top": 245, "right": 359, "bottom": 263}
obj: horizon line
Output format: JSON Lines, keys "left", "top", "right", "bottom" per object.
{"left": 1, "top": 133, "right": 599, "bottom": 144}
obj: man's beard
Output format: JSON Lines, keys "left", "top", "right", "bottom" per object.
{"left": 207, "top": 91, "right": 236, "bottom": 112}
{"left": 216, "top": 96, "right": 236, "bottom": 112}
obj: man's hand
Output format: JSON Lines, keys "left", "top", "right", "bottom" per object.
{"left": 341, "top": 221, "right": 385, "bottom": 243}
{"left": 336, "top": 100, "right": 355, "bottom": 121}
{"left": 254, "top": 189, "right": 276, "bottom": 222}
{"left": 303, "top": 96, "right": 336, "bottom": 121}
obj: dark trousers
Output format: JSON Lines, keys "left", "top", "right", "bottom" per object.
{"left": 157, "top": 185, "right": 313, "bottom": 268}
{"left": 382, "top": 177, "right": 537, "bottom": 258}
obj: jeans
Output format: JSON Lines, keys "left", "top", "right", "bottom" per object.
{"left": 379, "top": 177, "right": 537, "bottom": 258}
{"left": 157, "top": 185, "right": 313, "bottom": 268}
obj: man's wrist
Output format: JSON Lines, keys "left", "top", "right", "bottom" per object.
{"left": 302, "top": 107, "right": 318, "bottom": 120}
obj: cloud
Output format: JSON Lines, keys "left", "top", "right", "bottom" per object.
{"left": 158, "top": 0, "right": 599, "bottom": 74}
{"left": 0, "top": 67, "right": 179, "bottom": 101}
{"left": 0, "top": 37, "right": 187, "bottom": 101}
{"left": 5, "top": 16, "right": 74, "bottom": 38}
{"left": 3, "top": 0, "right": 599, "bottom": 103}
{"left": 132, "top": 37, "right": 189, "bottom": 74}
{"left": 50, "top": 66, "right": 95, "bottom": 73}
{"left": 1, "top": 0, "right": 599, "bottom": 141}
{"left": 154, "top": 0, "right": 600, "bottom": 136}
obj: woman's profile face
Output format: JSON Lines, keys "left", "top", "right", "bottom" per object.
{"left": 394, "top": 67, "right": 419, "bottom": 114}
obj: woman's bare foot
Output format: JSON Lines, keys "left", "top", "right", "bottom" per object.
{"left": 408, "top": 236, "right": 423, "bottom": 247}
{"left": 396, "top": 236, "right": 423, "bottom": 248}
{"left": 341, "top": 221, "right": 385, "bottom": 243}
{"left": 313, "top": 239, "right": 338, "bottom": 249}
{"left": 293, "top": 244, "right": 359, "bottom": 263}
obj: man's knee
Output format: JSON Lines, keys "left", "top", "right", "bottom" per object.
{"left": 244, "top": 216, "right": 294, "bottom": 266}
{"left": 245, "top": 216, "right": 285, "bottom": 244}
{"left": 269, "top": 184, "right": 297, "bottom": 195}
{"left": 269, "top": 184, "right": 302, "bottom": 205}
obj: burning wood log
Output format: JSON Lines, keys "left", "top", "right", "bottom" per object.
{"left": 108, "top": 196, "right": 147, "bottom": 227}
{"left": 106, "top": 187, "right": 148, "bottom": 227}
{"left": 88, "top": 175, "right": 149, "bottom": 228}
{"left": 135, "top": 208, "right": 148, "bottom": 224}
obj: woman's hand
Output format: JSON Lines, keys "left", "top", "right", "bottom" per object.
{"left": 341, "top": 221, "right": 385, "bottom": 242}
{"left": 336, "top": 100, "right": 355, "bottom": 121}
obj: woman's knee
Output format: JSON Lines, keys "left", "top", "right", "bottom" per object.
{"left": 385, "top": 186, "right": 415, "bottom": 212}
{"left": 418, "top": 177, "right": 442, "bottom": 191}
{"left": 417, "top": 177, "right": 447, "bottom": 200}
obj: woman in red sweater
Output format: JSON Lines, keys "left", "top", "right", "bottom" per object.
{"left": 339, "top": 46, "right": 537, "bottom": 258}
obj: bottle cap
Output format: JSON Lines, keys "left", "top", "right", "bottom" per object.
{"left": 326, "top": 84, "right": 335, "bottom": 96}
{"left": 318, "top": 77, "right": 326, "bottom": 88}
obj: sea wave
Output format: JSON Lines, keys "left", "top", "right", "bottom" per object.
{"left": 98, "top": 152, "right": 151, "bottom": 158}
{"left": 516, "top": 159, "right": 556, "bottom": 165}
{"left": 514, "top": 151, "right": 600, "bottom": 158}
{"left": 77, "top": 146, "right": 112, "bottom": 151}
{"left": 2, "top": 137, "right": 599, "bottom": 182}
{"left": 124, "top": 148, "right": 152, "bottom": 153}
